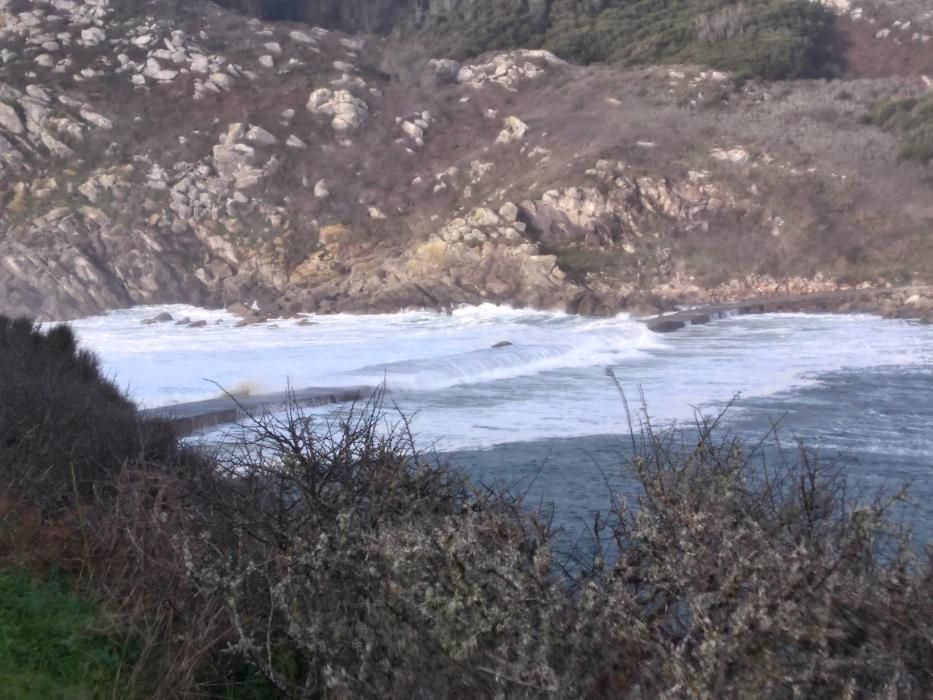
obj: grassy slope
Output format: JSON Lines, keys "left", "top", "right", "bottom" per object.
{"left": 0, "top": 571, "right": 130, "bottom": 700}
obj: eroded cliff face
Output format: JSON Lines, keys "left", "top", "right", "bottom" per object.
{"left": 1, "top": 0, "right": 933, "bottom": 320}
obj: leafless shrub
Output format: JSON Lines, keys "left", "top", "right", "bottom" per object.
{"left": 181, "top": 390, "right": 575, "bottom": 697}
{"left": 180, "top": 384, "right": 933, "bottom": 698}
{"left": 572, "top": 376, "right": 933, "bottom": 697}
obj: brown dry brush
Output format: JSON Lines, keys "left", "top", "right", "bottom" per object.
{"left": 0, "top": 315, "right": 236, "bottom": 697}
{"left": 576, "top": 381, "right": 933, "bottom": 698}
{"left": 2, "top": 318, "right": 933, "bottom": 698}
{"left": 181, "top": 389, "right": 572, "bottom": 698}
{"left": 178, "top": 386, "right": 933, "bottom": 699}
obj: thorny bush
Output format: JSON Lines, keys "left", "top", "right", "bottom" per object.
{"left": 182, "top": 384, "right": 933, "bottom": 698}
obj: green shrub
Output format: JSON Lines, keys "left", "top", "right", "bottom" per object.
{"left": 555, "top": 244, "right": 614, "bottom": 282}
{"left": 0, "top": 316, "right": 177, "bottom": 513}
{"left": 541, "top": 0, "right": 833, "bottom": 79}
{"left": 865, "top": 95, "right": 933, "bottom": 164}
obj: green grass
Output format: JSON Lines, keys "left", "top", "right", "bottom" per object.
{"left": 0, "top": 571, "right": 132, "bottom": 700}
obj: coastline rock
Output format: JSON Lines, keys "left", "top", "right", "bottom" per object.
{"left": 1, "top": 0, "right": 932, "bottom": 325}
{"left": 496, "top": 116, "right": 528, "bottom": 144}
{"left": 306, "top": 88, "right": 368, "bottom": 130}
{"left": 141, "top": 311, "right": 174, "bottom": 324}
{"left": 0, "top": 102, "right": 24, "bottom": 134}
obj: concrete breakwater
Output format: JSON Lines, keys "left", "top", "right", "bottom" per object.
{"left": 141, "top": 385, "right": 374, "bottom": 434}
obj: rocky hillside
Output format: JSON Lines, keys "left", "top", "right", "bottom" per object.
{"left": 1, "top": 0, "right": 933, "bottom": 320}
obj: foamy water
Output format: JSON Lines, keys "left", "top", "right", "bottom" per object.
{"left": 66, "top": 304, "right": 933, "bottom": 452}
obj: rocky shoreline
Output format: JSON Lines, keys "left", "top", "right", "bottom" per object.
{"left": 3, "top": 0, "right": 933, "bottom": 323}
{"left": 643, "top": 284, "right": 933, "bottom": 332}
{"left": 134, "top": 282, "right": 933, "bottom": 331}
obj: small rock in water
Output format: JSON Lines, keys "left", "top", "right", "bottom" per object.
{"left": 143, "top": 311, "right": 174, "bottom": 324}
{"left": 174, "top": 316, "right": 191, "bottom": 325}
{"left": 491, "top": 340, "right": 513, "bottom": 348}
{"left": 187, "top": 320, "right": 208, "bottom": 328}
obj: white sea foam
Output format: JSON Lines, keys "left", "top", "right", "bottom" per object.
{"left": 66, "top": 305, "right": 933, "bottom": 450}
{"left": 65, "top": 304, "right": 660, "bottom": 404}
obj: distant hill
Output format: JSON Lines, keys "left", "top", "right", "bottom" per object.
{"left": 1, "top": 0, "right": 932, "bottom": 320}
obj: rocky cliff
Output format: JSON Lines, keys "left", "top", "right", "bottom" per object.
{"left": 1, "top": 0, "right": 933, "bottom": 320}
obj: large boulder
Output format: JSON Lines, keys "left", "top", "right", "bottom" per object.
{"left": 428, "top": 58, "right": 460, "bottom": 85}
{"left": 0, "top": 102, "right": 24, "bottom": 134}
{"left": 306, "top": 88, "right": 369, "bottom": 130}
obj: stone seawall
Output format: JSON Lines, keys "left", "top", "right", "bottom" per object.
{"left": 141, "top": 385, "right": 374, "bottom": 434}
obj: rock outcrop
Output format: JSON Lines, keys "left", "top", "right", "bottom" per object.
{"left": 1, "top": 0, "right": 933, "bottom": 321}
{"left": 307, "top": 88, "right": 370, "bottom": 130}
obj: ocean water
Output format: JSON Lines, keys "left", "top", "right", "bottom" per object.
{"left": 67, "top": 304, "right": 933, "bottom": 540}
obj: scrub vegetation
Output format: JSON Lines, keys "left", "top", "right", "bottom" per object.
{"left": 216, "top": 0, "right": 837, "bottom": 80}
{"left": 1, "top": 317, "right": 931, "bottom": 698}
{"left": 864, "top": 94, "right": 933, "bottom": 164}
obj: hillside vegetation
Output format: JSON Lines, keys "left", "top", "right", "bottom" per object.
{"left": 217, "top": 0, "right": 837, "bottom": 79}
{"left": 865, "top": 94, "right": 933, "bottom": 164}
{"left": 437, "top": 0, "right": 835, "bottom": 80}
{"left": 2, "top": 0, "right": 933, "bottom": 322}
{"left": 1, "top": 320, "right": 932, "bottom": 697}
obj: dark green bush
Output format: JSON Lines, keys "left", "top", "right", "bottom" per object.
{"left": 548, "top": 0, "right": 834, "bottom": 79}
{"left": 216, "top": 0, "right": 836, "bottom": 80}
{"left": 554, "top": 244, "right": 614, "bottom": 282}
{"left": 864, "top": 95, "right": 933, "bottom": 164}
{"left": 423, "top": 0, "right": 836, "bottom": 79}
{"left": 0, "top": 316, "right": 176, "bottom": 512}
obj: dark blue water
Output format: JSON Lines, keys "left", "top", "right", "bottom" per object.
{"left": 447, "top": 365, "right": 933, "bottom": 546}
